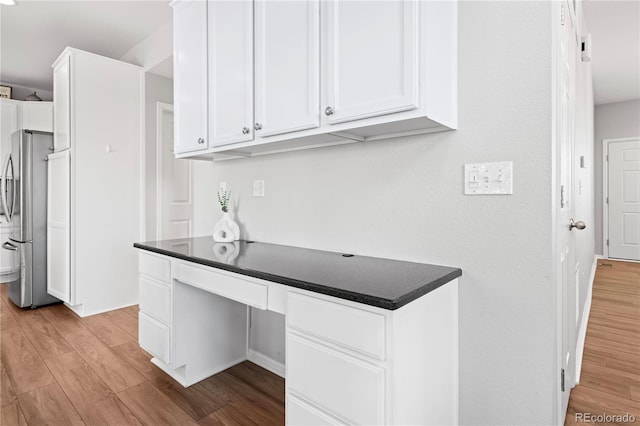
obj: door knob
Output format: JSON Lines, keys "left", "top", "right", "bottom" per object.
{"left": 242, "top": 127, "right": 250, "bottom": 135}
{"left": 569, "top": 218, "right": 586, "bottom": 230}
{"left": 254, "top": 123, "right": 262, "bottom": 131}
{"left": 325, "top": 106, "right": 334, "bottom": 116}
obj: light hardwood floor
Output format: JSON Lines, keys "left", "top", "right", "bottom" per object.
{"left": 0, "top": 285, "right": 284, "bottom": 426}
{"left": 566, "top": 259, "right": 640, "bottom": 425}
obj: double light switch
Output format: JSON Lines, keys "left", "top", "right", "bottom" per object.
{"left": 464, "top": 161, "right": 513, "bottom": 195}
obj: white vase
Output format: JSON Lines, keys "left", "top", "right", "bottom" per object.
{"left": 213, "top": 212, "right": 240, "bottom": 242}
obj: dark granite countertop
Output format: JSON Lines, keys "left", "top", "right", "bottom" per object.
{"left": 133, "top": 237, "right": 461, "bottom": 310}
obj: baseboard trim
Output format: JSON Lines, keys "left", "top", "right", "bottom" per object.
{"left": 248, "top": 349, "right": 285, "bottom": 378}
{"left": 575, "top": 255, "right": 600, "bottom": 383}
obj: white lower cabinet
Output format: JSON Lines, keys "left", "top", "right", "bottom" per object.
{"left": 286, "top": 286, "right": 459, "bottom": 426}
{"left": 139, "top": 312, "right": 171, "bottom": 364}
{"left": 138, "top": 252, "right": 173, "bottom": 365}
{"left": 137, "top": 249, "right": 459, "bottom": 425}
{"left": 287, "top": 334, "right": 385, "bottom": 425}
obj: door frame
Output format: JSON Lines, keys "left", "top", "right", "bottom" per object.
{"left": 155, "top": 101, "right": 175, "bottom": 241}
{"left": 602, "top": 136, "right": 640, "bottom": 258}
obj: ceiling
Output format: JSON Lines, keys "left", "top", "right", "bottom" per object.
{"left": 0, "top": 0, "right": 171, "bottom": 92}
{"left": 0, "top": 1, "right": 637, "bottom": 106}
{"left": 583, "top": 0, "right": 640, "bottom": 105}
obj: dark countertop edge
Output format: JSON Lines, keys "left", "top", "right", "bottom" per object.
{"left": 133, "top": 242, "right": 462, "bottom": 311}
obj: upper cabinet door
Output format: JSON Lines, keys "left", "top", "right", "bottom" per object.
{"left": 173, "top": 0, "right": 209, "bottom": 155}
{"left": 254, "top": 0, "right": 320, "bottom": 138}
{"left": 208, "top": 0, "right": 253, "bottom": 147}
{"left": 53, "top": 55, "right": 70, "bottom": 151}
{"left": 322, "top": 0, "right": 419, "bottom": 125}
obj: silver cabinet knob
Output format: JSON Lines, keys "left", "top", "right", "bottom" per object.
{"left": 254, "top": 123, "right": 263, "bottom": 131}
{"left": 569, "top": 218, "right": 586, "bottom": 230}
{"left": 197, "top": 137, "right": 205, "bottom": 145}
{"left": 325, "top": 106, "right": 334, "bottom": 116}
{"left": 242, "top": 127, "right": 250, "bottom": 135}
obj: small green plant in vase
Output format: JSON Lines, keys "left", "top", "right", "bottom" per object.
{"left": 218, "top": 189, "right": 231, "bottom": 212}
{"left": 213, "top": 188, "right": 240, "bottom": 242}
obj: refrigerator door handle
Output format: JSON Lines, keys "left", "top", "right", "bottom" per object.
{"left": 2, "top": 242, "right": 18, "bottom": 251}
{"left": 1, "top": 153, "right": 15, "bottom": 222}
{"left": 0, "top": 154, "right": 9, "bottom": 221}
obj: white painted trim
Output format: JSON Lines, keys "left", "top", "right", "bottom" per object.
{"left": 139, "top": 73, "right": 147, "bottom": 242}
{"left": 574, "top": 255, "right": 600, "bottom": 383}
{"left": 602, "top": 136, "right": 640, "bottom": 258}
{"left": 155, "top": 102, "right": 174, "bottom": 241}
{"left": 550, "top": 2, "right": 562, "bottom": 424}
{"left": 248, "top": 349, "right": 286, "bottom": 378}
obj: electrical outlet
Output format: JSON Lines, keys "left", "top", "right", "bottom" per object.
{"left": 253, "top": 180, "right": 265, "bottom": 197}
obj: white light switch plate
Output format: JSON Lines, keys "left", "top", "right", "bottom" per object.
{"left": 464, "top": 161, "right": 513, "bottom": 195}
{"left": 253, "top": 179, "right": 265, "bottom": 197}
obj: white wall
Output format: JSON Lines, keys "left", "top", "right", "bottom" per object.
{"left": 144, "top": 73, "right": 174, "bottom": 240}
{"left": 594, "top": 99, "right": 640, "bottom": 254}
{"left": 192, "top": 2, "right": 557, "bottom": 424}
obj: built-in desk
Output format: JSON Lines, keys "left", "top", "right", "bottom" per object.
{"left": 134, "top": 237, "right": 461, "bottom": 426}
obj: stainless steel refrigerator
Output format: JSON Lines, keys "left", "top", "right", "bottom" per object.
{"left": 1, "top": 130, "right": 59, "bottom": 308}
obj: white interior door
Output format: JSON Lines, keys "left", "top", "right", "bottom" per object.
{"left": 607, "top": 138, "right": 640, "bottom": 260}
{"left": 47, "top": 150, "right": 71, "bottom": 303}
{"left": 156, "top": 103, "right": 193, "bottom": 240}
{"left": 555, "top": 1, "right": 581, "bottom": 421}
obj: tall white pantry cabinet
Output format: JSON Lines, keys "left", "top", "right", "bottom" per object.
{"left": 47, "top": 48, "right": 142, "bottom": 316}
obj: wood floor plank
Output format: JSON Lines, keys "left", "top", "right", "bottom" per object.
{"left": 62, "top": 326, "right": 145, "bottom": 393}
{"left": 16, "top": 310, "right": 75, "bottom": 360}
{"left": 117, "top": 381, "right": 199, "bottom": 426}
{"left": 82, "top": 314, "right": 135, "bottom": 347}
{"left": 225, "top": 361, "right": 285, "bottom": 405}
{"left": 40, "top": 304, "right": 84, "bottom": 336}
{"left": 0, "top": 363, "right": 17, "bottom": 407}
{"left": 0, "top": 327, "right": 56, "bottom": 395}
{"left": 103, "top": 308, "right": 138, "bottom": 339}
{"left": 566, "top": 260, "right": 640, "bottom": 425}
{"left": 200, "top": 371, "right": 284, "bottom": 426}
{"left": 0, "top": 401, "right": 28, "bottom": 426}
{"left": 198, "top": 404, "right": 261, "bottom": 426}
{"left": 0, "top": 298, "right": 19, "bottom": 331}
{"left": 112, "top": 340, "right": 226, "bottom": 421}
{"left": 43, "top": 351, "right": 142, "bottom": 425}
{"left": 17, "top": 382, "right": 84, "bottom": 426}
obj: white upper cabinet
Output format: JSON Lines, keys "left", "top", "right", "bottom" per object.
{"left": 254, "top": 0, "right": 320, "bottom": 138}
{"left": 322, "top": 0, "right": 418, "bottom": 125}
{"left": 53, "top": 55, "right": 70, "bottom": 151}
{"left": 20, "top": 102, "right": 53, "bottom": 132}
{"left": 172, "top": 0, "right": 457, "bottom": 159}
{"left": 173, "top": 0, "right": 208, "bottom": 155}
{"left": 208, "top": 0, "right": 254, "bottom": 147}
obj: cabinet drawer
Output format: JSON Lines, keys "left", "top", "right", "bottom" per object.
{"left": 139, "top": 252, "right": 170, "bottom": 283}
{"left": 139, "top": 312, "right": 171, "bottom": 364}
{"left": 287, "top": 395, "right": 344, "bottom": 426}
{"left": 139, "top": 276, "right": 171, "bottom": 324}
{"left": 287, "top": 292, "right": 386, "bottom": 360}
{"left": 287, "top": 335, "right": 384, "bottom": 425}
{"left": 174, "top": 262, "right": 268, "bottom": 309}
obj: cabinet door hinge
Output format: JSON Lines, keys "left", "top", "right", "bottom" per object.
{"left": 561, "top": 368, "right": 565, "bottom": 392}
{"left": 561, "top": 3, "right": 565, "bottom": 26}
{"left": 607, "top": 239, "right": 609, "bottom": 246}
{"left": 606, "top": 197, "right": 609, "bottom": 204}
